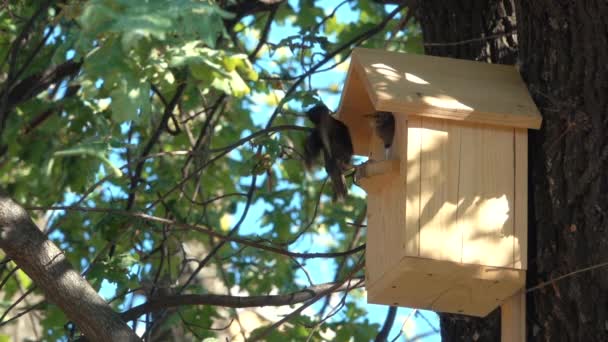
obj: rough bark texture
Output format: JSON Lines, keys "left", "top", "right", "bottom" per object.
{"left": 417, "top": 0, "right": 608, "bottom": 341}
{"left": 517, "top": 1, "right": 608, "bottom": 341}
{"left": 0, "top": 194, "right": 140, "bottom": 342}
{"left": 417, "top": 0, "right": 517, "bottom": 64}
{"left": 415, "top": 1, "right": 516, "bottom": 340}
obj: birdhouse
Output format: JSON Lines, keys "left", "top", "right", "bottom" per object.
{"left": 338, "top": 48, "right": 542, "bottom": 317}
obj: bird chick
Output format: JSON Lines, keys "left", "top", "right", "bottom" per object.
{"left": 366, "top": 111, "right": 395, "bottom": 159}
{"left": 303, "top": 104, "right": 354, "bottom": 201}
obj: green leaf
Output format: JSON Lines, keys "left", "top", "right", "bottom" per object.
{"left": 51, "top": 141, "right": 123, "bottom": 177}
{"left": 110, "top": 78, "right": 150, "bottom": 123}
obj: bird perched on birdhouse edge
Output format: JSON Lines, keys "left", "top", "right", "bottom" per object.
{"left": 365, "top": 111, "right": 395, "bottom": 159}
{"left": 303, "top": 104, "right": 354, "bottom": 201}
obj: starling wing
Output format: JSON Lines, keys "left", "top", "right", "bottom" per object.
{"left": 303, "top": 104, "right": 354, "bottom": 201}
{"left": 303, "top": 129, "right": 323, "bottom": 169}
{"left": 323, "top": 148, "right": 348, "bottom": 201}
{"left": 323, "top": 116, "right": 353, "bottom": 201}
{"left": 328, "top": 117, "right": 354, "bottom": 169}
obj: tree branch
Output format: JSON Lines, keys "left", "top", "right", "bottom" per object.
{"left": 264, "top": 4, "right": 405, "bottom": 128}
{"left": 0, "top": 193, "right": 139, "bottom": 341}
{"left": 249, "top": 262, "right": 365, "bottom": 341}
{"left": 121, "top": 277, "right": 364, "bottom": 322}
{"left": 248, "top": 5, "right": 278, "bottom": 59}
{"left": 1, "top": 59, "right": 82, "bottom": 117}
{"left": 126, "top": 82, "right": 188, "bottom": 211}
{"left": 375, "top": 306, "right": 397, "bottom": 342}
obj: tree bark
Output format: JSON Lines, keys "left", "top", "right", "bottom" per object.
{"left": 417, "top": 0, "right": 517, "bottom": 64}
{"left": 517, "top": 1, "right": 608, "bottom": 341}
{"left": 416, "top": 0, "right": 608, "bottom": 341}
{"left": 0, "top": 194, "right": 140, "bottom": 342}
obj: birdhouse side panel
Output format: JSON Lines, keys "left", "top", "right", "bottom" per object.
{"left": 337, "top": 61, "right": 375, "bottom": 156}
{"left": 365, "top": 180, "right": 407, "bottom": 287}
{"left": 405, "top": 116, "right": 423, "bottom": 257}
{"left": 366, "top": 112, "right": 411, "bottom": 286}
{"left": 513, "top": 128, "right": 528, "bottom": 269}
{"left": 417, "top": 117, "right": 464, "bottom": 263}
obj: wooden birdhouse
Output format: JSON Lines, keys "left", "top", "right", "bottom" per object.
{"left": 338, "top": 48, "right": 542, "bottom": 317}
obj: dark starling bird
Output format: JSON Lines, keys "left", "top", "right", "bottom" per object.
{"left": 303, "top": 104, "right": 354, "bottom": 201}
{"left": 366, "top": 111, "right": 395, "bottom": 159}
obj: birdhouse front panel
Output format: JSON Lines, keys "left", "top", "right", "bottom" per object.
{"left": 339, "top": 48, "right": 540, "bottom": 317}
{"left": 410, "top": 116, "right": 527, "bottom": 269}
{"left": 363, "top": 115, "right": 528, "bottom": 316}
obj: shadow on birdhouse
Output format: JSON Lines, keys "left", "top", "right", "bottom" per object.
{"left": 338, "top": 48, "right": 542, "bottom": 317}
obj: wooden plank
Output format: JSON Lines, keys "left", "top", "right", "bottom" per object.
{"left": 368, "top": 119, "right": 387, "bottom": 161}
{"left": 501, "top": 291, "right": 526, "bottom": 342}
{"left": 365, "top": 114, "right": 408, "bottom": 286}
{"left": 405, "top": 116, "right": 422, "bottom": 257}
{"left": 513, "top": 129, "right": 528, "bottom": 269}
{"left": 418, "top": 117, "right": 461, "bottom": 262}
{"left": 355, "top": 159, "right": 400, "bottom": 194}
{"left": 356, "top": 160, "right": 400, "bottom": 179}
{"left": 336, "top": 63, "right": 375, "bottom": 156}
{"left": 366, "top": 182, "right": 406, "bottom": 288}
{"left": 352, "top": 47, "right": 542, "bottom": 129}
{"left": 367, "top": 256, "right": 526, "bottom": 317}
{"left": 365, "top": 192, "right": 383, "bottom": 286}
{"left": 460, "top": 124, "right": 515, "bottom": 267}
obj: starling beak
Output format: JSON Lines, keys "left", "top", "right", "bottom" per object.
{"left": 303, "top": 104, "right": 354, "bottom": 201}
{"left": 366, "top": 111, "right": 395, "bottom": 159}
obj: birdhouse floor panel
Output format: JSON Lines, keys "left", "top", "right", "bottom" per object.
{"left": 366, "top": 256, "right": 525, "bottom": 317}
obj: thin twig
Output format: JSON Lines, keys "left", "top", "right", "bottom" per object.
{"left": 526, "top": 260, "right": 608, "bottom": 293}
{"left": 248, "top": 6, "right": 277, "bottom": 59}
{"left": 423, "top": 31, "right": 517, "bottom": 47}
{"left": 390, "top": 308, "right": 417, "bottom": 342}
{"left": 248, "top": 262, "right": 365, "bottom": 342}
{"left": 26, "top": 206, "right": 366, "bottom": 260}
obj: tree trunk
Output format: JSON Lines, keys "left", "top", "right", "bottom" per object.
{"left": 417, "top": 0, "right": 517, "bottom": 64}
{"left": 518, "top": 1, "right": 608, "bottom": 341}
{"left": 416, "top": 0, "right": 608, "bottom": 341}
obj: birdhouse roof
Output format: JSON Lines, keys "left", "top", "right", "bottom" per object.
{"left": 337, "top": 48, "right": 542, "bottom": 155}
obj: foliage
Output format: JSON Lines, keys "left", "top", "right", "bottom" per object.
{"left": 0, "top": 0, "right": 422, "bottom": 340}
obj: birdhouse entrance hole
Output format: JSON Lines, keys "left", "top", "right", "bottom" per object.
{"left": 338, "top": 48, "right": 541, "bottom": 317}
